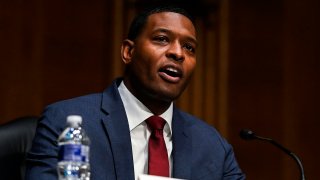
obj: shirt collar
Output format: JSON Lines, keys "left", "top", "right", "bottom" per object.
{"left": 118, "top": 81, "right": 173, "bottom": 133}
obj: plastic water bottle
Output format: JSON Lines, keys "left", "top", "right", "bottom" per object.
{"left": 57, "top": 115, "right": 90, "bottom": 180}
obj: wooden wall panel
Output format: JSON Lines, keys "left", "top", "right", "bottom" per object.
{"left": 227, "top": 0, "right": 285, "bottom": 179}
{"left": 282, "top": 0, "right": 320, "bottom": 179}
{"left": 226, "top": 0, "right": 319, "bottom": 179}
{"left": 0, "top": 0, "right": 123, "bottom": 123}
{"left": 40, "top": 0, "right": 112, "bottom": 103}
{"left": 0, "top": 0, "right": 45, "bottom": 122}
{"left": 0, "top": 0, "right": 319, "bottom": 180}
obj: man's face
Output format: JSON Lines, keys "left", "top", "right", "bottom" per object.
{"left": 123, "top": 12, "right": 197, "bottom": 102}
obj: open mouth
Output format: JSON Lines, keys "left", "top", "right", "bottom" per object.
{"left": 159, "top": 66, "right": 182, "bottom": 83}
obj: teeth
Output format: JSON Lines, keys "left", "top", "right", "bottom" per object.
{"left": 166, "top": 67, "right": 178, "bottom": 73}
{"left": 162, "top": 67, "right": 180, "bottom": 77}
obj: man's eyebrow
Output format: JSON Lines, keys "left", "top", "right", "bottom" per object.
{"left": 152, "top": 28, "right": 171, "bottom": 34}
{"left": 153, "top": 28, "right": 198, "bottom": 45}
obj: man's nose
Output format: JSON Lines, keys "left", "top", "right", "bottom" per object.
{"left": 166, "top": 41, "right": 185, "bottom": 62}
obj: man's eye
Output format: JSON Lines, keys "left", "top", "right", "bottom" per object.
{"left": 184, "top": 44, "right": 195, "bottom": 53}
{"left": 154, "top": 36, "right": 168, "bottom": 43}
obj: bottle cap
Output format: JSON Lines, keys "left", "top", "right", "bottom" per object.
{"left": 66, "top": 115, "right": 82, "bottom": 127}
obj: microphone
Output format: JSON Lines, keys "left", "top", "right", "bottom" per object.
{"left": 239, "top": 129, "right": 305, "bottom": 180}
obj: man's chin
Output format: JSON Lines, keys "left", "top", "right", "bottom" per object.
{"left": 145, "top": 83, "right": 186, "bottom": 102}
{"left": 156, "top": 90, "right": 182, "bottom": 102}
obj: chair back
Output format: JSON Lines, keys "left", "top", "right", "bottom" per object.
{"left": 0, "top": 116, "right": 38, "bottom": 180}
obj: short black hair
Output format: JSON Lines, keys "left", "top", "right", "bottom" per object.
{"left": 127, "top": 4, "right": 195, "bottom": 41}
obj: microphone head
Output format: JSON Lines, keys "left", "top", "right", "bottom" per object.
{"left": 239, "top": 129, "right": 256, "bottom": 140}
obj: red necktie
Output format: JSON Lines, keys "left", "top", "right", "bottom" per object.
{"left": 146, "top": 116, "right": 169, "bottom": 177}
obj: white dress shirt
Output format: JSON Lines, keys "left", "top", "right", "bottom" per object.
{"left": 118, "top": 81, "right": 173, "bottom": 180}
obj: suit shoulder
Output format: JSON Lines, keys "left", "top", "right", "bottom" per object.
{"left": 178, "top": 110, "right": 229, "bottom": 147}
{"left": 41, "top": 93, "right": 103, "bottom": 124}
{"left": 179, "top": 111, "right": 217, "bottom": 132}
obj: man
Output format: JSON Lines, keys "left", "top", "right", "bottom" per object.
{"left": 26, "top": 5, "right": 245, "bottom": 180}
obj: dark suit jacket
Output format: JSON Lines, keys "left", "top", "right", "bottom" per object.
{"left": 26, "top": 79, "right": 245, "bottom": 180}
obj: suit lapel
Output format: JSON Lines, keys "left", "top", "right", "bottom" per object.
{"left": 98, "top": 80, "right": 193, "bottom": 180}
{"left": 172, "top": 108, "right": 192, "bottom": 179}
{"left": 100, "top": 80, "right": 135, "bottom": 180}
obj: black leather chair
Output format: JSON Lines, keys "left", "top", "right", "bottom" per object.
{"left": 0, "top": 116, "right": 38, "bottom": 180}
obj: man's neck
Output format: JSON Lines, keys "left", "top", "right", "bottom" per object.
{"left": 122, "top": 79, "right": 172, "bottom": 115}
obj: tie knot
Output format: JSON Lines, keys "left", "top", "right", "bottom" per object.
{"left": 146, "top": 116, "right": 166, "bottom": 130}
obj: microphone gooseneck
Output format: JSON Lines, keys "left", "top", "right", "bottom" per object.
{"left": 239, "top": 129, "right": 305, "bottom": 180}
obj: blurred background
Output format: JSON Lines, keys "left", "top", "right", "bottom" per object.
{"left": 0, "top": 0, "right": 319, "bottom": 179}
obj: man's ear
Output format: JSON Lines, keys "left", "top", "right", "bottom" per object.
{"left": 121, "top": 39, "right": 135, "bottom": 64}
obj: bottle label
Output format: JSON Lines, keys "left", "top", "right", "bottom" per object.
{"left": 58, "top": 144, "right": 89, "bottom": 162}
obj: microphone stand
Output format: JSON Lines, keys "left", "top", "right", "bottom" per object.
{"left": 240, "top": 129, "right": 306, "bottom": 180}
